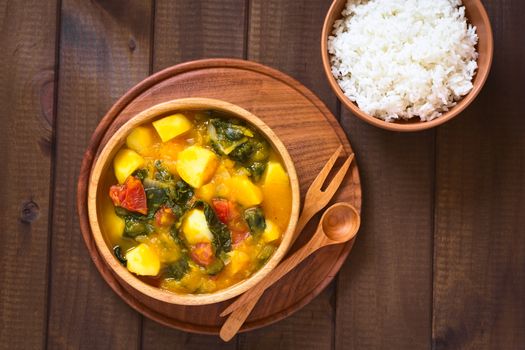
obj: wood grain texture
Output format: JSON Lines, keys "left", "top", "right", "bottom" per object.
{"left": 237, "top": 287, "right": 335, "bottom": 350}
{"left": 76, "top": 60, "right": 360, "bottom": 336}
{"left": 337, "top": 116, "right": 434, "bottom": 349}
{"left": 142, "top": 1, "right": 247, "bottom": 345}
{"left": 432, "top": 1, "right": 525, "bottom": 348}
{"left": 241, "top": 0, "right": 340, "bottom": 347}
{"left": 153, "top": 0, "right": 246, "bottom": 72}
{"left": 47, "top": 0, "right": 151, "bottom": 348}
{"left": 0, "top": 1, "right": 57, "bottom": 349}
{"left": 248, "top": 0, "right": 337, "bottom": 115}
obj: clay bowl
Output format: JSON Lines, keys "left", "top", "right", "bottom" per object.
{"left": 87, "top": 97, "right": 300, "bottom": 306}
{"left": 321, "top": 0, "right": 494, "bottom": 132}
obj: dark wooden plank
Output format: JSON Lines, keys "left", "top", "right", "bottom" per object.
{"left": 153, "top": 0, "right": 246, "bottom": 72}
{"left": 46, "top": 0, "right": 152, "bottom": 348}
{"left": 336, "top": 116, "right": 434, "bottom": 349}
{"left": 248, "top": 0, "right": 338, "bottom": 116}
{"left": 0, "top": 1, "right": 57, "bottom": 348}
{"left": 140, "top": 0, "right": 246, "bottom": 347}
{"left": 142, "top": 325, "right": 236, "bottom": 350}
{"left": 432, "top": 1, "right": 525, "bottom": 349}
{"left": 238, "top": 287, "right": 335, "bottom": 350}
{"left": 239, "top": 0, "right": 337, "bottom": 348}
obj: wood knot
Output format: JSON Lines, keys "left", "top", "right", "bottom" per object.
{"left": 32, "top": 70, "right": 55, "bottom": 131}
{"left": 20, "top": 201, "right": 40, "bottom": 223}
{"left": 128, "top": 37, "right": 136, "bottom": 51}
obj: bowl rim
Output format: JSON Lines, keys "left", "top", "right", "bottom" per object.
{"left": 87, "top": 97, "right": 301, "bottom": 305}
{"left": 320, "top": 0, "right": 494, "bottom": 132}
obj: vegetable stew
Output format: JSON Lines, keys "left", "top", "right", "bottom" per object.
{"left": 99, "top": 110, "right": 292, "bottom": 294}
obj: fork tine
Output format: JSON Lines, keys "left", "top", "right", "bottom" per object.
{"left": 322, "top": 154, "right": 354, "bottom": 199}
{"left": 308, "top": 145, "right": 343, "bottom": 192}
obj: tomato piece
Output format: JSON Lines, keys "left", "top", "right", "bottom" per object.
{"left": 109, "top": 176, "right": 148, "bottom": 215}
{"left": 154, "top": 206, "right": 176, "bottom": 227}
{"left": 231, "top": 229, "right": 250, "bottom": 245}
{"left": 211, "top": 198, "right": 250, "bottom": 245}
{"left": 212, "top": 198, "right": 230, "bottom": 224}
{"left": 190, "top": 242, "right": 214, "bottom": 266}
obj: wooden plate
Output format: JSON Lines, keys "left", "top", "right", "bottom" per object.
{"left": 77, "top": 59, "right": 362, "bottom": 334}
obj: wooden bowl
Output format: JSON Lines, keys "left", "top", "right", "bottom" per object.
{"left": 87, "top": 97, "right": 300, "bottom": 306}
{"left": 321, "top": 0, "right": 494, "bottom": 132}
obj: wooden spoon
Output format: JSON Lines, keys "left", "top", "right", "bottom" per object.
{"left": 219, "top": 202, "right": 360, "bottom": 341}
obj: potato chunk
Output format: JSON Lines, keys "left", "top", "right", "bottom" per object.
{"left": 182, "top": 209, "right": 213, "bottom": 244}
{"left": 113, "top": 148, "right": 145, "bottom": 184}
{"left": 262, "top": 219, "right": 281, "bottom": 243}
{"left": 227, "top": 175, "right": 263, "bottom": 207}
{"left": 176, "top": 146, "right": 219, "bottom": 188}
{"left": 125, "top": 243, "right": 161, "bottom": 276}
{"left": 126, "top": 126, "right": 158, "bottom": 154}
{"left": 152, "top": 113, "right": 192, "bottom": 142}
{"left": 261, "top": 162, "right": 291, "bottom": 229}
{"left": 101, "top": 200, "right": 125, "bottom": 241}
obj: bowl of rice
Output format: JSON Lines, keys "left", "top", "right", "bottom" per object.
{"left": 321, "top": 0, "right": 493, "bottom": 131}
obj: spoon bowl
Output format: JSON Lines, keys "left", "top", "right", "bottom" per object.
{"left": 219, "top": 202, "right": 361, "bottom": 341}
{"left": 321, "top": 203, "right": 360, "bottom": 243}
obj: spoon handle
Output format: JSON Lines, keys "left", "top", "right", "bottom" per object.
{"left": 220, "top": 236, "right": 323, "bottom": 318}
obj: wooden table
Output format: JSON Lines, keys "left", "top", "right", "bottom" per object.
{"left": 1, "top": 1, "right": 523, "bottom": 349}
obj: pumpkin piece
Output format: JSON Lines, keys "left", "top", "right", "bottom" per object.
{"left": 195, "top": 182, "right": 216, "bottom": 202}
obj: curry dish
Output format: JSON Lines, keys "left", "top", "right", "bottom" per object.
{"left": 99, "top": 110, "right": 292, "bottom": 294}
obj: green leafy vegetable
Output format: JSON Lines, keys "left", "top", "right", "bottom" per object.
{"left": 124, "top": 216, "right": 153, "bottom": 237}
{"left": 132, "top": 168, "right": 148, "bottom": 181}
{"left": 170, "top": 180, "right": 194, "bottom": 205}
{"left": 208, "top": 119, "right": 252, "bottom": 155}
{"left": 165, "top": 257, "right": 189, "bottom": 280}
{"left": 250, "top": 139, "right": 270, "bottom": 162}
{"left": 192, "top": 200, "right": 232, "bottom": 254}
{"left": 244, "top": 207, "right": 266, "bottom": 235}
{"left": 154, "top": 160, "right": 173, "bottom": 181}
{"left": 248, "top": 162, "right": 266, "bottom": 182}
{"left": 113, "top": 245, "right": 127, "bottom": 266}
{"left": 145, "top": 187, "right": 168, "bottom": 217}
{"left": 257, "top": 244, "right": 276, "bottom": 262}
{"left": 205, "top": 258, "right": 225, "bottom": 275}
{"left": 229, "top": 141, "right": 254, "bottom": 163}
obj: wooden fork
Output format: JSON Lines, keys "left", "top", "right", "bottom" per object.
{"left": 219, "top": 145, "right": 354, "bottom": 341}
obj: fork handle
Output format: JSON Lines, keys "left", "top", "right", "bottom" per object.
{"left": 220, "top": 237, "right": 321, "bottom": 317}
{"left": 292, "top": 203, "right": 318, "bottom": 245}
{"left": 220, "top": 297, "right": 258, "bottom": 341}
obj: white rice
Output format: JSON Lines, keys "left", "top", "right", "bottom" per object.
{"left": 328, "top": 0, "right": 478, "bottom": 122}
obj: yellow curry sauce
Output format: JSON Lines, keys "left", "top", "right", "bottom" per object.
{"left": 100, "top": 111, "right": 292, "bottom": 294}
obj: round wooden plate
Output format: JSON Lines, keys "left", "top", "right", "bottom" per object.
{"left": 77, "top": 59, "right": 362, "bottom": 334}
